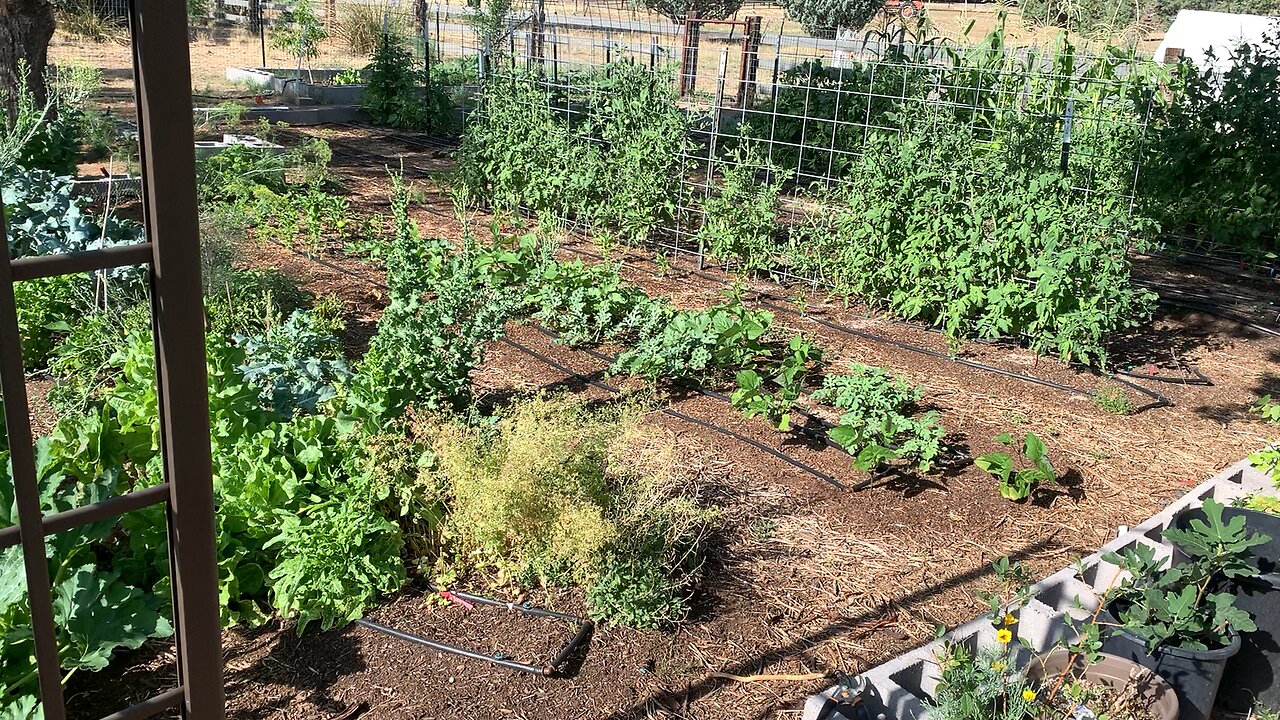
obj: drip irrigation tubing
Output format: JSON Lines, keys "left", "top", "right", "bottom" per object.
{"left": 559, "top": 242, "right": 1174, "bottom": 413}
{"left": 496, "top": 334, "right": 845, "bottom": 490}
{"left": 354, "top": 584, "right": 592, "bottom": 677}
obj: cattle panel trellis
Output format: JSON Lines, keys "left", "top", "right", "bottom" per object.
{"left": 0, "top": 0, "right": 225, "bottom": 718}
{"left": 476, "top": 7, "right": 1160, "bottom": 281}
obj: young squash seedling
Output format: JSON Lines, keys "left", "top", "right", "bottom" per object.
{"left": 976, "top": 432, "right": 1055, "bottom": 501}
{"left": 1251, "top": 394, "right": 1280, "bottom": 424}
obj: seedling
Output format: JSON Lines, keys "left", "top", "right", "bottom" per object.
{"left": 976, "top": 432, "right": 1055, "bottom": 501}
{"left": 1251, "top": 394, "right": 1280, "bottom": 424}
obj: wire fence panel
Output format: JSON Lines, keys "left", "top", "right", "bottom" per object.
{"left": 471, "top": 6, "right": 1160, "bottom": 284}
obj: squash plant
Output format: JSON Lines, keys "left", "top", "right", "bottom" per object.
{"left": 975, "top": 432, "right": 1055, "bottom": 501}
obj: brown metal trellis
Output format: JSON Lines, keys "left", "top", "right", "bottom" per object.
{"left": 0, "top": 0, "right": 224, "bottom": 718}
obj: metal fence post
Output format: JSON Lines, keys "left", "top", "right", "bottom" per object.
{"left": 738, "top": 16, "right": 762, "bottom": 107}
{"left": 131, "top": 0, "right": 226, "bottom": 715}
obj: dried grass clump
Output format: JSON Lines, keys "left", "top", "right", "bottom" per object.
{"left": 425, "top": 394, "right": 716, "bottom": 627}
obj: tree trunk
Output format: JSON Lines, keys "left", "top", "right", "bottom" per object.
{"left": 0, "top": 0, "right": 57, "bottom": 120}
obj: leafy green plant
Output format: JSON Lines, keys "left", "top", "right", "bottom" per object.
{"left": 976, "top": 432, "right": 1055, "bottom": 501}
{"left": 611, "top": 297, "right": 773, "bottom": 382}
{"left": 266, "top": 492, "right": 405, "bottom": 632}
{"left": 348, "top": 176, "right": 532, "bottom": 422}
{"left": 332, "top": 66, "right": 363, "bottom": 85}
{"left": 1251, "top": 442, "right": 1280, "bottom": 481}
{"left": 731, "top": 335, "right": 822, "bottom": 431}
{"left": 526, "top": 257, "right": 652, "bottom": 347}
{"left": 237, "top": 309, "right": 350, "bottom": 419}
{"left": 14, "top": 273, "right": 91, "bottom": 370}
{"left": 1252, "top": 394, "right": 1280, "bottom": 424}
{"left": 271, "top": 0, "right": 328, "bottom": 81}
{"left": 1104, "top": 498, "right": 1270, "bottom": 652}
{"left": 811, "top": 362, "right": 944, "bottom": 471}
{"left": 697, "top": 142, "right": 788, "bottom": 275}
{"left": 361, "top": 31, "right": 454, "bottom": 133}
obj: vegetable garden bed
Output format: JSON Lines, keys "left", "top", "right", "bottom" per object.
{"left": 48, "top": 121, "right": 1280, "bottom": 720}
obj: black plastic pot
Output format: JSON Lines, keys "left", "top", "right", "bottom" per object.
{"left": 1175, "top": 504, "right": 1280, "bottom": 713}
{"left": 1174, "top": 504, "right": 1280, "bottom": 575}
{"left": 1100, "top": 603, "right": 1240, "bottom": 720}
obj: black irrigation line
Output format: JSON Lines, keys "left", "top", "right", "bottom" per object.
{"left": 355, "top": 585, "right": 593, "bottom": 677}
{"left": 497, "top": 334, "right": 845, "bottom": 490}
{"left": 560, "top": 242, "right": 1176, "bottom": 413}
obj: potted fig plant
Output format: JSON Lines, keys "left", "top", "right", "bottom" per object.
{"left": 1205, "top": 444, "right": 1280, "bottom": 713}
{"left": 1100, "top": 498, "right": 1271, "bottom": 720}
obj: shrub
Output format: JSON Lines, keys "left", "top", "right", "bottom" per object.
{"left": 334, "top": 1, "right": 412, "bottom": 56}
{"left": 362, "top": 31, "right": 454, "bottom": 133}
{"left": 1140, "top": 31, "right": 1280, "bottom": 256}
{"left": 639, "top": 0, "right": 743, "bottom": 21}
{"left": 429, "top": 395, "right": 715, "bottom": 627}
{"left": 778, "top": 0, "right": 884, "bottom": 38}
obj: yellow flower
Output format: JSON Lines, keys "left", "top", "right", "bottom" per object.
{"left": 1022, "top": 689, "right": 1037, "bottom": 702}
{"left": 1003, "top": 613, "right": 1017, "bottom": 626}
{"left": 991, "top": 661, "right": 1007, "bottom": 672}
{"left": 996, "top": 628, "right": 1013, "bottom": 644}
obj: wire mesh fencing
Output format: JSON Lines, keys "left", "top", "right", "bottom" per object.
{"left": 468, "top": 5, "right": 1165, "bottom": 284}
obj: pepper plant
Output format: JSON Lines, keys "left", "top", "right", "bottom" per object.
{"left": 976, "top": 432, "right": 1055, "bottom": 501}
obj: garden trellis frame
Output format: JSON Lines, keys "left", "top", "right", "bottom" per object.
{"left": 0, "top": 0, "right": 225, "bottom": 718}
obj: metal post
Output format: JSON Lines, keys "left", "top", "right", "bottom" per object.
{"left": 256, "top": 0, "right": 266, "bottom": 67}
{"left": 436, "top": 7, "right": 442, "bottom": 61}
{"left": 130, "top": 0, "right": 225, "bottom": 716}
{"left": 0, "top": 216, "right": 66, "bottom": 720}
{"left": 650, "top": 34, "right": 658, "bottom": 70}
{"left": 700, "top": 47, "right": 728, "bottom": 271}
{"left": 739, "top": 16, "right": 762, "bottom": 107}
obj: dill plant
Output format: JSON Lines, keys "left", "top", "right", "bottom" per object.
{"left": 424, "top": 395, "right": 716, "bottom": 628}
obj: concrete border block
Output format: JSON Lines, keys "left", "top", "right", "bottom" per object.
{"left": 804, "top": 458, "right": 1276, "bottom": 720}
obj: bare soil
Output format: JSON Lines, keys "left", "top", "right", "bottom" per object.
{"left": 63, "top": 123, "right": 1280, "bottom": 720}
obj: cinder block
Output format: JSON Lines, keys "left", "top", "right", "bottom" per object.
{"left": 802, "top": 458, "right": 1274, "bottom": 720}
